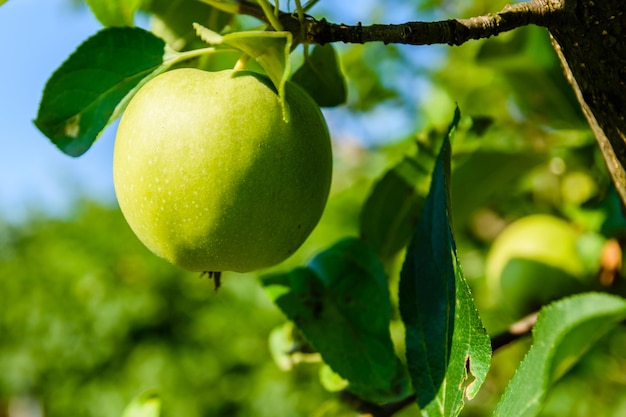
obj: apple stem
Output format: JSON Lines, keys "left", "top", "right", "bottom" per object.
{"left": 201, "top": 271, "right": 222, "bottom": 291}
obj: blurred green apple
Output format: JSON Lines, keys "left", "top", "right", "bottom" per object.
{"left": 486, "top": 214, "right": 592, "bottom": 315}
{"left": 113, "top": 68, "right": 332, "bottom": 273}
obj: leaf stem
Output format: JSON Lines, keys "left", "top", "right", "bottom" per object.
{"left": 294, "top": 0, "right": 304, "bottom": 22}
{"left": 302, "top": 0, "right": 319, "bottom": 12}
{"left": 258, "top": 0, "right": 284, "bottom": 31}
{"left": 167, "top": 46, "right": 220, "bottom": 67}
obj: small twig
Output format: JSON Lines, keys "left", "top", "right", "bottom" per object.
{"left": 491, "top": 311, "right": 539, "bottom": 351}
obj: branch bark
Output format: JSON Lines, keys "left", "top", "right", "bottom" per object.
{"left": 237, "top": 0, "right": 568, "bottom": 46}
{"left": 301, "top": 1, "right": 566, "bottom": 46}
{"left": 549, "top": 0, "right": 626, "bottom": 203}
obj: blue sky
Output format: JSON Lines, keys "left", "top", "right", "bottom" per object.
{"left": 0, "top": 0, "right": 117, "bottom": 222}
{"left": 0, "top": 0, "right": 439, "bottom": 223}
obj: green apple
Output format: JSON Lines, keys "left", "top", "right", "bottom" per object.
{"left": 113, "top": 68, "right": 332, "bottom": 273}
{"left": 485, "top": 214, "right": 590, "bottom": 315}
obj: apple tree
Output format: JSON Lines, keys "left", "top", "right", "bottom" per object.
{"left": 26, "top": 0, "right": 626, "bottom": 416}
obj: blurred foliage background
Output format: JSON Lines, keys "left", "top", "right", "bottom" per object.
{"left": 2, "top": 0, "right": 626, "bottom": 416}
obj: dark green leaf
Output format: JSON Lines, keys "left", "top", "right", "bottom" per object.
{"left": 291, "top": 44, "right": 347, "bottom": 107}
{"left": 493, "top": 293, "right": 626, "bottom": 417}
{"left": 399, "top": 108, "right": 491, "bottom": 417}
{"left": 359, "top": 136, "right": 440, "bottom": 261}
{"left": 121, "top": 391, "right": 161, "bottom": 417}
{"left": 35, "top": 27, "right": 169, "bottom": 157}
{"left": 85, "top": 0, "right": 142, "bottom": 27}
{"left": 262, "top": 238, "right": 410, "bottom": 403}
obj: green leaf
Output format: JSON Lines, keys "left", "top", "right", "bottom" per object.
{"left": 262, "top": 238, "right": 410, "bottom": 403}
{"left": 399, "top": 108, "right": 491, "bottom": 417}
{"left": 34, "top": 27, "right": 171, "bottom": 157}
{"left": 360, "top": 137, "right": 440, "bottom": 261}
{"left": 121, "top": 391, "right": 161, "bottom": 417}
{"left": 291, "top": 44, "right": 347, "bottom": 107}
{"left": 493, "top": 293, "right": 626, "bottom": 417}
{"left": 193, "top": 23, "right": 225, "bottom": 46}
{"left": 85, "top": 0, "right": 142, "bottom": 27}
{"left": 192, "top": 25, "right": 293, "bottom": 119}
{"left": 222, "top": 31, "right": 292, "bottom": 117}
{"left": 148, "top": 0, "right": 231, "bottom": 51}
{"left": 319, "top": 364, "right": 350, "bottom": 393}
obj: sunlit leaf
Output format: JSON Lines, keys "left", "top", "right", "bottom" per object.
{"left": 121, "top": 391, "right": 161, "bottom": 417}
{"left": 34, "top": 27, "right": 172, "bottom": 157}
{"left": 85, "top": 0, "right": 142, "bottom": 27}
{"left": 399, "top": 108, "right": 491, "bottom": 417}
{"left": 193, "top": 23, "right": 225, "bottom": 45}
{"left": 319, "top": 364, "right": 349, "bottom": 393}
{"left": 493, "top": 293, "right": 626, "bottom": 417}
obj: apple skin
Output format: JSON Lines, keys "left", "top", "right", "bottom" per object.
{"left": 113, "top": 68, "right": 332, "bottom": 273}
{"left": 485, "top": 214, "right": 590, "bottom": 315}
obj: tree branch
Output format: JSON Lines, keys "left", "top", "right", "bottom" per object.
{"left": 236, "top": 0, "right": 568, "bottom": 46}
{"left": 304, "top": 1, "right": 566, "bottom": 46}
{"left": 490, "top": 311, "right": 538, "bottom": 350}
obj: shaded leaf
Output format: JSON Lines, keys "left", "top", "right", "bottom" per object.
{"left": 121, "top": 391, "right": 161, "bottom": 417}
{"left": 493, "top": 293, "right": 626, "bottom": 417}
{"left": 292, "top": 44, "right": 347, "bottom": 107}
{"left": 360, "top": 136, "right": 440, "bottom": 261}
{"left": 34, "top": 27, "right": 171, "bottom": 157}
{"left": 399, "top": 108, "right": 491, "bottom": 417}
{"left": 341, "top": 45, "right": 397, "bottom": 111}
{"left": 262, "top": 238, "right": 410, "bottom": 403}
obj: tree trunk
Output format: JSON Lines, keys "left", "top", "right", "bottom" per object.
{"left": 549, "top": 0, "right": 626, "bottom": 203}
